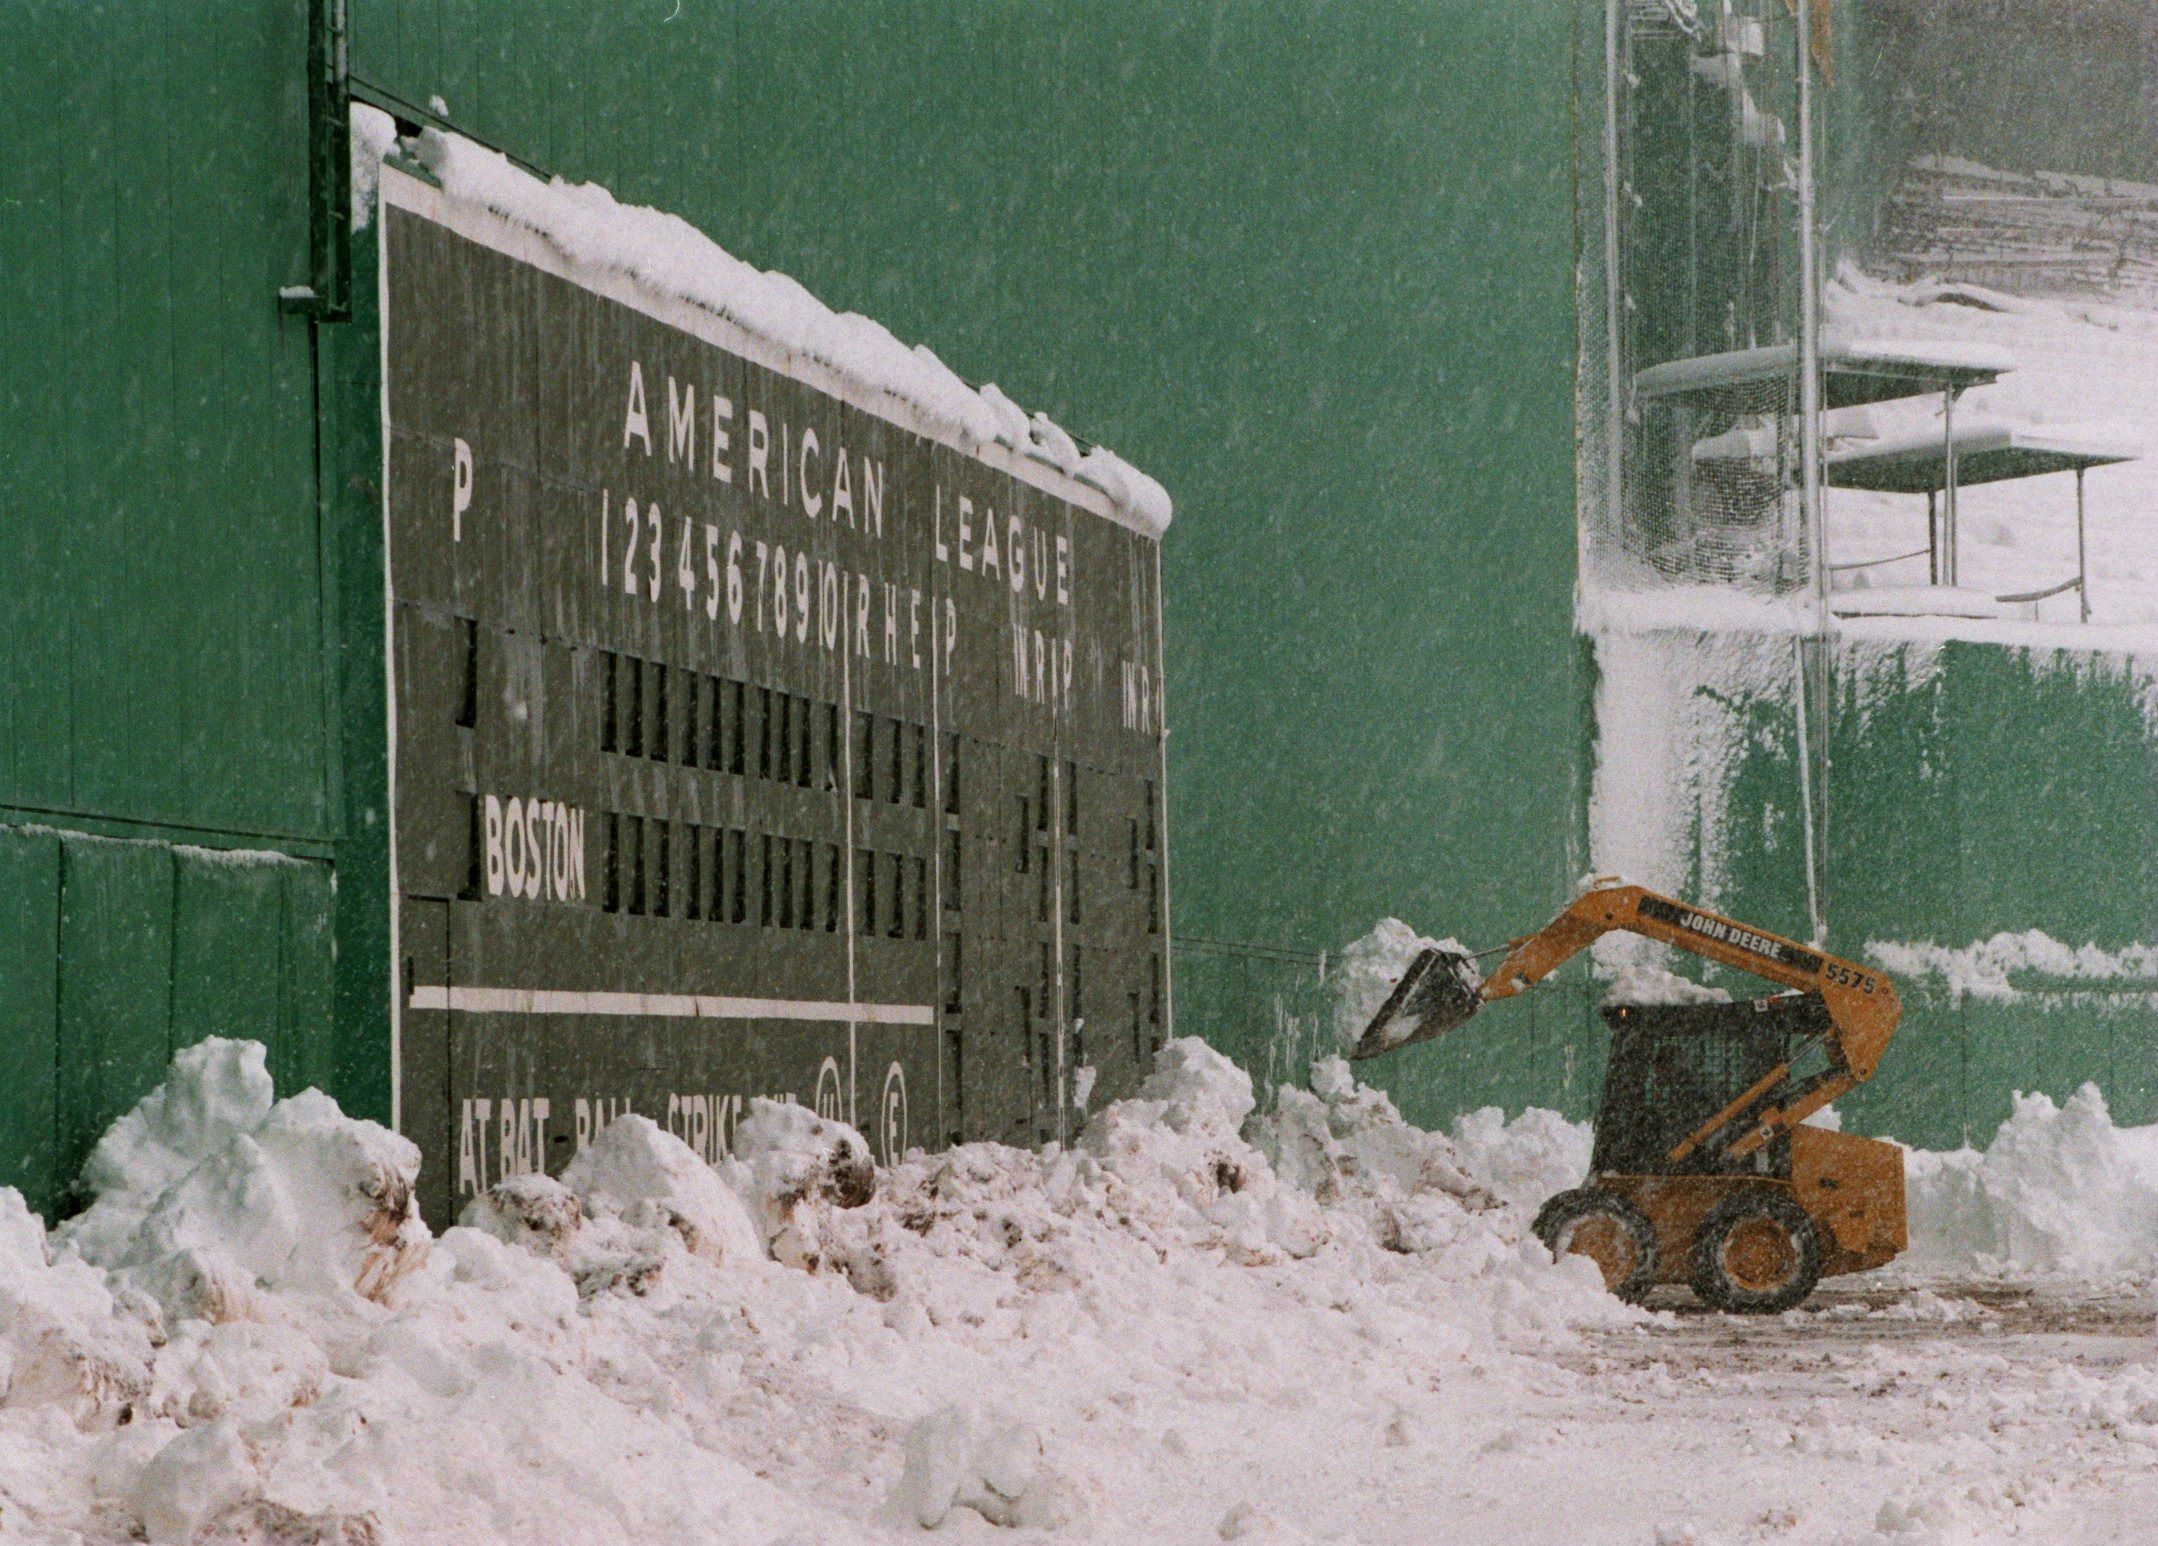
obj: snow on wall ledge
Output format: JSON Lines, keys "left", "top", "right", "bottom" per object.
{"left": 351, "top": 103, "right": 1172, "bottom": 539}
{"left": 1868, "top": 931, "right": 2158, "bottom": 1004}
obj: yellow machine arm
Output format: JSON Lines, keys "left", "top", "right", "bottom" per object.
{"left": 1479, "top": 882, "right": 1901, "bottom": 1163}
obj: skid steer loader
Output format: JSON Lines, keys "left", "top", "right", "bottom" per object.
{"left": 1353, "top": 880, "right": 1905, "bottom": 1312}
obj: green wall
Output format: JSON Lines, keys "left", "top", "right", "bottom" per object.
{"left": 0, "top": 1, "right": 348, "bottom": 1209}
{"left": 6, "top": 1, "right": 2148, "bottom": 1208}
{"left": 345, "top": 0, "right": 1589, "bottom": 1125}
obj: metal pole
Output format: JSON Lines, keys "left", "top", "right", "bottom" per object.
{"left": 1943, "top": 387, "right": 1959, "bottom": 586}
{"left": 2077, "top": 466, "right": 2090, "bottom": 623}
{"left": 1795, "top": 0, "right": 1827, "bottom": 948}
{"left": 1927, "top": 489, "right": 1938, "bottom": 584}
{"left": 1603, "top": 0, "right": 1626, "bottom": 557}
{"left": 1797, "top": 0, "right": 1825, "bottom": 628}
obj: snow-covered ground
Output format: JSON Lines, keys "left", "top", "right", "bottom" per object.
{"left": 3, "top": 1031, "right": 2154, "bottom": 1545}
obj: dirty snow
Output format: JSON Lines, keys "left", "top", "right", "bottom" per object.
{"left": 3, "top": 1036, "right": 2154, "bottom": 1543}
{"left": 0, "top": 1036, "right": 1627, "bottom": 1543}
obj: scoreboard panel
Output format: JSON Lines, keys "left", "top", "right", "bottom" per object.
{"left": 378, "top": 169, "right": 1168, "bottom": 1223}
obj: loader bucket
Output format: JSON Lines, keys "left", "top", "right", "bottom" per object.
{"left": 1348, "top": 946, "right": 1483, "bottom": 1060}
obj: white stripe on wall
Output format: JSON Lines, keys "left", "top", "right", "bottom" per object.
{"left": 406, "top": 985, "right": 933, "bottom": 1026}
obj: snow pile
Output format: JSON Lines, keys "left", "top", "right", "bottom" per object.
{"left": 884, "top": 1402, "right": 1076, "bottom": 1531}
{"left": 1329, "top": 917, "right": 1480, "bottom": 1055}
{"left": 61, "top": 1039, "right": 429, "bottom": 1322}
{"left": 1903, "top": 1083, "right": 2158, "bottom": 1281}
{"left": 0, "top": 1193, "right": 152, "bottom": 1423}
{"left": 460, "top": 1112, "right": 771, "bottom": 1298}
{"left": 1445, "top": 1107, "right": 1593, "bottom": 1217}
{"left": 1868, "top": 929, "right": 2158, "bottom": 1003}
{"left": 0, "top": 1035, "right": 1640, "bottom": 1542}
{"left": 352, "top": 103, "right": 1171, "bottom": 539}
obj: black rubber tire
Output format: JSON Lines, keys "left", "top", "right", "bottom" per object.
{"left": 1689, "top": 1190, "right": 1822, "bottom": 1314}
{"left": 1532, "top": 1187, "right": 1661, "bottom": 1304}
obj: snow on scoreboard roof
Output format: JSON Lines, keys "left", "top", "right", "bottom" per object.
{"left": 353, "top": 104, "right": 1172, "bottom": 539}
{"left": 1633, "top": 336, "right": 2017, "bottom": 409}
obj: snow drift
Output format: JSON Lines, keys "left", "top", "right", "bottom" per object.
{"left": 1902, "top": 1082, "right": 2158, "bottom": 1280}
{"left": 0, "top": 1035, "right": 1629, "bottom": 1542}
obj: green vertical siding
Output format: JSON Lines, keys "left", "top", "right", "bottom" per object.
{"left": 0, "top": 828, "right": 337, "bottom": 1209}
{"left": 0, "top": 831, "right": 63, "bottom": 1216}
{"left": 55, "top": 839, "right": 176, "bottom": 1189}
{"left": 0, "top": 0, "right": 329, "bottom": 843}
{"left": 0, "top": 2, "right": 349, "bottom": 1211}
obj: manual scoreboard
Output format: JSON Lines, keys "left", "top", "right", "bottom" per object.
{"left": 378, "top": 167, "right": 1168, "bottom": 1223}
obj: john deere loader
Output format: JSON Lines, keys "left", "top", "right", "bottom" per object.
{"left": 1352, "top": 879, "right": 1905, "bottom": 1313}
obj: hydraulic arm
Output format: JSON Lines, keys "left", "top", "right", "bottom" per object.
{"left": 1352, "top": 880, "right": 1900, "bottom": 1166}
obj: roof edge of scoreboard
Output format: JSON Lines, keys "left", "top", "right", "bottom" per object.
{"left": 361, "top": 107, "right": 1173, "bottom": 541}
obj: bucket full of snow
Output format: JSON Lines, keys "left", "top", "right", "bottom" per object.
{"left": 1348, "top": 946, "right": 1483, "bottom": 1061}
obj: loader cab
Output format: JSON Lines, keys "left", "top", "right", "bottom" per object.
{"left": 1590, "top": 992, "right": 1833, "bottom": 1179}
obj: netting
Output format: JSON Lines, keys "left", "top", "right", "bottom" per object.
{"left": 1625, "top": 375, "right": 1805, "bottom": 592}
{"left": 1581, "top": 0, "right": 1813, "bottom": 599}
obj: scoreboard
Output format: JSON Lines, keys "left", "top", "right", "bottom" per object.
{"left": 378, "top": 167, "right": 1169, "bottom": 1224}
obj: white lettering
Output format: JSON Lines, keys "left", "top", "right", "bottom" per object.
{"left": 862, "top": 455, "right": 884, "bottom": 536}
{"left": 667, "top": 377, "right": 695, "bottom": 468}
{"left": 831, "top": 449, "right": 853, "bottom": 527}
{"left": 747, "top": 410, "right": 771, "bottom": 498}
{"left": 452, "top": 438, "right": 472, "bottom": 542}
{"left": 478, "top": 796, "right": 588, "bottom": 903}
{"left": 623, "top": 362, "right": 651, "bottom": 454}
{"left": 711, "top": 395, "right": 734, "bottom": 482}
{"left": 503, "top": 798, "right": 528, "bottom": 898}
{"left": 523, "top": 799, "right": 544, "bottom": 898}
{"left": 484, "top": 795, "right": 505, "bottom": 896}
{"left": 458, "top": 1098, "right": 490, "bottom": 1197}
{"left": 798, "top": 428, "right": 823, "bottom": 519}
